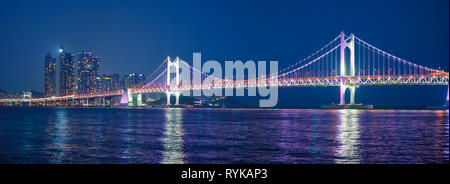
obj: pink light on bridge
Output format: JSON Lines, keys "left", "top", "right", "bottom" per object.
{"left": 120, "top": 91, "right": 128, "bottom": 104}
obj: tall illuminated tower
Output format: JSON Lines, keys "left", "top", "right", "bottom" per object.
{"left": 77, "top": 51, "right": 100, "bottom": 94}
{"left": 44, "top": 53, "right": 56, "bottom": 97}
{"left": 59, "top": 46, "right": 76, "bottom": 96}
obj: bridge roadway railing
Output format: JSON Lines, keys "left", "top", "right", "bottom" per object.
{"left": 0, "top": 90, "right": 124, "bottom": 104}
{"left": 130, "top": 73, "right": 448, "bottom": 94}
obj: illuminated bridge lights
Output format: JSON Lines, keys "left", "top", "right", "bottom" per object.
{"left": 1, "top": 33, "right": 449, "bottom": 106}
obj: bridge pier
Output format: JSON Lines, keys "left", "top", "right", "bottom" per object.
{"left": 349, "top": 86, "right": 356, "bottom": 105}
{"left": 339, "top": 85, "right": 345, "bottom": 105}
{"left": 166, "top": 92, "right": 180, "bottom": 106}
{"left": 175, "top": 93, "right": 180, "bottom": 106}
{"left": 340, "top": 85, "right": 356, "bottom": 105}
{"left": 126, "top": 89, "right": 144, "bottom": 107}
{"left": 137, "top": 94, "right": 143, "bottom": 106}
{"left": 166, "top": 93, "right": 171, "bottom": 106}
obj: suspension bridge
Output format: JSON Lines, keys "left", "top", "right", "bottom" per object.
{"left": 1, "top": 32, "right": 448, "bottom": 108}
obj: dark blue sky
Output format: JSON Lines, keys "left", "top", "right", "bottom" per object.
{"left": 0, "top": 0, "right": 448, "bottom": 106}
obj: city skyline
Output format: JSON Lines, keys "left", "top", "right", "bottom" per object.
{"left": 45, "top": 45, "right": 146, "bottom": 97}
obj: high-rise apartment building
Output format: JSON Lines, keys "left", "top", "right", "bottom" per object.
{"left": 44, "top": 53, "right": 56, "bottom": 97}
{"left": 123, "top": 73, "right": 145, "bottom": 89}
{"left": 110, "top": 73, "right": 120, "bottom": 90}
{"left": 96, "top": 74, "right": 121, "bottom": 92}
{"left": 59, "top": 46, "right": 76, "bottom": 96}
{"left": 77, "top": 51, "right": 100, "bottom": 94}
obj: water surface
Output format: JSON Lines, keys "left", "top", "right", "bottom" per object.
{"left": 0, "top": 107, "right": 448, "bottom": 164}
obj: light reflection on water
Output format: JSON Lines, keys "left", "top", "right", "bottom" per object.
{"left": 335, "top": 110, "right": 361, "bottom": 164}
{"left": 51, "top": 109, "right": 71, "bottom": 163}
{"left": 161, "top": 108, "right": 185, "bottom": 164}
{"left": 0, "top": 107, "right": 448, "bottom": 164}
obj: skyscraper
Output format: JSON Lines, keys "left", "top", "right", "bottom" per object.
{"left": 96, "top": 74, "right": 111, "bottom": 92}
{"left": 96, "top": 73, "right": 120, "bottom": 92}
{"left": 110, "top": 73, "right": 120, "bottom": 90}
{"left": 123, "top": 73, "right": 146, "bottom": 89}
{"left": 59, "top": 46, "right": 76, "bottom": 96}
{"left": 77, "top": 51, "right": 100, "bottom": 94}
{"left": 44, "top": 53, "right": 56, "bottom": 97}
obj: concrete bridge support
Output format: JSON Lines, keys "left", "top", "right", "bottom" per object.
{"left": 126, "top": 89, "right": 144, "bottom": 107}
{"left": 166, "top": 92, "right": 180, "bottom": 106}
{"left": 166, "top": 56, "right": 180, "bottom": 106}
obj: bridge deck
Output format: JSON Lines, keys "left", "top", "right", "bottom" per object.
{"left": 1, "top": 74, "right": 447, "bottom": 104}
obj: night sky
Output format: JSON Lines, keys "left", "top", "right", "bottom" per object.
{"left": 0, "top": 0, "right": 448, "bottom": 106}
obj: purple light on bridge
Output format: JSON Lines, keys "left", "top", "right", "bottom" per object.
{"left": 120, "top": 91, "right": 128, "bottom": 104}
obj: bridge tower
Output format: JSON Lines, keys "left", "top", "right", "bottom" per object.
{"left": 167, "top": 56, "right": 180, "bottom": 106}
{"left": 339, "top": 32, "right": 357, "bottom": 105}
